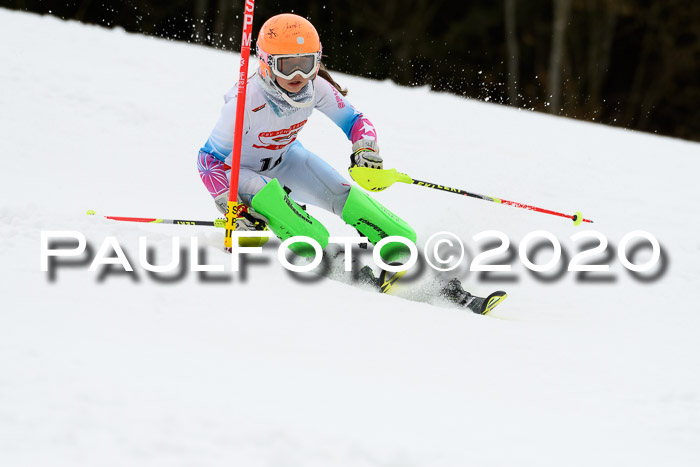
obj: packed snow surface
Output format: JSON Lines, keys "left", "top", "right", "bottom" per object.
{"left": 2, "top": 9, "right": 700, "bottom": 467}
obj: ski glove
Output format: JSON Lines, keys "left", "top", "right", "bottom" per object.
{"left": 214, "top": 192, "right": 268, "bottom": 231}
{"left": 350, "top": 138, "right": 382, "bottom": 170}
{"left": 236, "top": 204, "right": 268, "bottom": 231}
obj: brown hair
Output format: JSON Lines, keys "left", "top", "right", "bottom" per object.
{"left": 318, "top": 61, "right": 348, "bottom": 96}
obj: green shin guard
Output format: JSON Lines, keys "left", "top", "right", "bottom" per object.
{"left": 341, "top": 187, "right": 417, "bottom": 263}
{"left": 250, "top": 178, "right": 329, "bottom": 257}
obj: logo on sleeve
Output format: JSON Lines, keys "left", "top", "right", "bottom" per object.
{"left": 253, "top": 120, "right": 308, "bottom": 150}
{"left": 330, "top": 84, "right": 345, "bottom": 109}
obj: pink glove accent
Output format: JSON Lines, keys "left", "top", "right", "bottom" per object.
{"left": 350, "top": 116, "right": 378, "bottom": 145}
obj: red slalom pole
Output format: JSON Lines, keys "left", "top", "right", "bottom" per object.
{"left": 224, "top": 0, "right": 256, "bottom": 250}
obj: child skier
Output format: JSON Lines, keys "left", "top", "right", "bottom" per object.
{"left": 197, "top": 13, "right": 505, "bottom": 313}
{"left": 197, "top": 13, "right": 415, "bottom": 267}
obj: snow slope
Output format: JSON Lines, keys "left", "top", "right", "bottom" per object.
{"left": 2, "top": 9, "right": 700, "bottom": 467}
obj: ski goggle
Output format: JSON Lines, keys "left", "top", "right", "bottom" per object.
{"left": 270, "top": 52, "right": 321, "bottom": 80}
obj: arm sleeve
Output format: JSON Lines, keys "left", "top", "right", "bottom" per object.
{"left": 314, "top": 77, "right": 378, "bottom": 146}
{"left": 200, "top": 90, "right": 251, "bottom": 162}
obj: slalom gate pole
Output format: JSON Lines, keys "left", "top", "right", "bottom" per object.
{"left": 348, "top": 167, "right": 593, "bottom": 225}
{"left": 224, "top": 0, "right": 256, "bottom": 250}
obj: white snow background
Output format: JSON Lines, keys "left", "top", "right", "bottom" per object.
{"left": 2, "top": 9, "right": 700, "bottom": 467}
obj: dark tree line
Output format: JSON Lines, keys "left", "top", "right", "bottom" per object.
{"left": 4, "top": 0, "right": 700, "bottom": 142}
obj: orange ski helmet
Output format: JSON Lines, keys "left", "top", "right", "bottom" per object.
{"left": 256, "top": 14, "right": 322, "bottom": 84}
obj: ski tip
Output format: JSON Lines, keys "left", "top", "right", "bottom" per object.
{"left": 481, "top": 291, "right": 507, "bottom": 315}
{"left": 378, "top": 262, "right": 408, "bottom": 294}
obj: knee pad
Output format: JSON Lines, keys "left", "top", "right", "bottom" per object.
{"left": 341, "top": 187, "right": 416, "bottom": 262}
{"left": 251, "top": 178, "right": 329, "bottom": 257}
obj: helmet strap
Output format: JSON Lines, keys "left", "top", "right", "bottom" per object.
{"left": 273, "top": 79, "right": 315, "bottom": 109}
{"left": 255, "top": 71, "right": 316, "bottom": 110}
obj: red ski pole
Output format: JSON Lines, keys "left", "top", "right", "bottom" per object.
{"left": 349, "top": 167, "right": 593, "bottom": 225}
{"left": 100, "top": 215, "right": 225, "bottom": 228}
